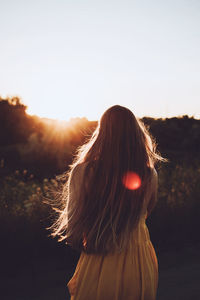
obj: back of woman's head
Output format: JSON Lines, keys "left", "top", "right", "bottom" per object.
{"left": 51, "top": 105, "right": 163, "bottom": 254}
{"left": 86, "top": 105, "right": 150, "bottom": 171}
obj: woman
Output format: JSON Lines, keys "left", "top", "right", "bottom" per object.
{"left": 51, "top": 105, "right": 164, "bottom": 300}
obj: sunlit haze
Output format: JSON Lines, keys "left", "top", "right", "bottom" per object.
{"left": 1, "top": 0, "right": 200, "bottom": 121}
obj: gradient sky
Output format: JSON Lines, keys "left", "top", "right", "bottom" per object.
{"left": 1, "top": 0, "right": 200, "bottom": 120}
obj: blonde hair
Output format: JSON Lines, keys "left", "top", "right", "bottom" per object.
{"left": 50, "top": 105, "right": 164, "bottom": 254}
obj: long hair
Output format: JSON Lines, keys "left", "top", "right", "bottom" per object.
{"left": 50, "top": 105, "right": 164, "bottom": 254}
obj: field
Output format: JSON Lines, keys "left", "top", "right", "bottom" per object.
{"left": 1, "top": 98, "right": 200, "bottom": 299}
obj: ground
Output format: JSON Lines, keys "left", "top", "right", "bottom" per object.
{"left": 2, "top": 243, "right": 200, "bottom": 300}
{"left": 157, "top": 243, "right": 200, "bottom": 299}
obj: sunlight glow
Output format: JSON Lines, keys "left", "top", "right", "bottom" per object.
{"left": 26, "top": 103, "right": 100, "bottom": 122}
{"left": 40, "top": 117, "right": 72, "bottom": 129}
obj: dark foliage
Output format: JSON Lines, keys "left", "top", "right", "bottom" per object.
{"left": 0, "top": 97, "right": 97, "bottom": 178}
{"left": 1, "top": 96, "right": 200, "bottom": 299}
{"left": 142, "top": 116, "right": 200, "bottom": 165}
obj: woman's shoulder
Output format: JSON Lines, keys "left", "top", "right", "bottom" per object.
{"left": 71, "top": 161, "right": 92, "bottom": 181}
{"left": 147, "top": 166, "right": 157, "bottom": 178}
{"left": 149, "top": 167, "right": 158, "bottom": 193}
{"left": 70, "top": 161, "right": 95, "bottom": 191}
{"left": 150, "top": 167, "right": 157, "bottom": 177}
{"left": 147, "top": 167, "right": 158, "bottom": 188}
{"left": 73, "top": 161, "right": 90, "bottom": 172}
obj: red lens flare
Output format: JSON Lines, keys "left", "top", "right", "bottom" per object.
{"left": 122, "top": 172, "right": 141, "bottom": 190}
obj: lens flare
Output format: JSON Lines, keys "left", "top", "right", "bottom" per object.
{"left": 122, "top": 171, "right": 141, "bottom": 190}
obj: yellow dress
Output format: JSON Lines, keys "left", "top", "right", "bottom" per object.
{"left": 67, "top": 165, "right": 158, "bottom": 300}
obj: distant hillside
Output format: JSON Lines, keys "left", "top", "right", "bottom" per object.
{"left": 0, "top": 96, "right": 200, "bottom": 178}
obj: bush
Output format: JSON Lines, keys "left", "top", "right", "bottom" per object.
{"left": 0, "top": 161, "right": 200, "bottom": 258}
{"left": 147, "top": 164, "right": 200, "bottom": 251}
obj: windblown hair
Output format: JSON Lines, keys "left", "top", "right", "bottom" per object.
{"left": 50, "top": 105, "right": 164, "bottom": 254}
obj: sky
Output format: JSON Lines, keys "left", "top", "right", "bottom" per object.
{"left": 0, "top": 0, "right": 200, "bottom": 121}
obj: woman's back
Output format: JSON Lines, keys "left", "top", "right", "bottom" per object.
{"left": 69, "top": 161, "right": 158, "bottom": 225}
{"left": 68, "top": 162, "right": 158, "bottom": 300}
